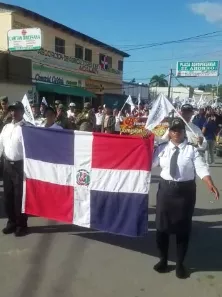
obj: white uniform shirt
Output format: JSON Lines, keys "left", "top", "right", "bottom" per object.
{"left": 95, "top": 112, "right": 103, "bottom": 125}
{"left": 67, "top": 110, "right": 75, "bottom": 119}
{"left": 35, "top": 117, "right": 45, "bottom": 127}
{"left": 0, "top": 120, "right": 30, "bottom": 161}
{"left": 40, "top": 122, "right": 63, "bottom": 129}
{"left": 152, "top": 140, "right": 210, "bottom": 181}
{"left": 115, "top": 113, "right": 123, "bottom": 132}
{"left": 161, "top": 122, "right": 207, "bottom": 151}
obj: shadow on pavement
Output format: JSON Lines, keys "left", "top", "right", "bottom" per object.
{"left": 27, "top": 207, "right": 222, "bottom": 274}
{"left": 0, "top": 191, "right": 6, "bottom": 219}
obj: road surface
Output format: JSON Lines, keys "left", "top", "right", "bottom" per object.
{"left": 0, "top": 160, "right": 222, "bottom": 297}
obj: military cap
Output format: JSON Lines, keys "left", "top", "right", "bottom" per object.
{"left": 181, "top": 104, "right": 194, "bottom": 112}
{"left": 169, "top": 118, "right": 185, "bottom": 130}
{"left": 0, "top": 96, "right": 8, "bottom": 103}
{"left": 84, "top": 102, "right": 91, "bottom": 108}
{"left": 57, "top": 104, "right": 65, "bottom": 110}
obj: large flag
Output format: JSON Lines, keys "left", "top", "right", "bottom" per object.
{"left": 22, "top": 94, "right": 35, "bottom": 125}
{"left": 145, "top": 93, "right": 174, "bottom": 130}
{"left": 21, "top": 128, "right": 154, "bottom": 237}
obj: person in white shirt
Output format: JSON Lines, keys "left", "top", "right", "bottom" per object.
{"left": 161, "top": 104, "right": 207, "bottom": 152}
{"left": 0, "top": 101, "right": 33, "bottom": 237}
{"left": 113, "top": 108, "right": 123, "bottom": 134}
{"left": 95, "top": 106, "right": 103, "bottom": 132}
{"left": 67, "top": 102, "right": 76, "bottom": 119}
{"left": 41, "top": 106, "right": 63, "bottom": 129}
{"left": 152, "top": 118, "right": 219, "bottom": 279}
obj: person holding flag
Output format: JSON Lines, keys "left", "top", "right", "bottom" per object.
{"left": 0, "top": 102, "right": 33, "bottom": 236}
{"left": 152, "top": 117, "right": 219, "bottom": 279}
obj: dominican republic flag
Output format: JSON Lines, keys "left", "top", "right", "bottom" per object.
{"left": 21, "top": 127, "right": 154, "bottom": 237}
{"left": 100, "top": 55, "right": 108, "bottom": 70}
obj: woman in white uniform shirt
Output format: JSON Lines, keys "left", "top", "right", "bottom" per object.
{"left": 152, "top": 118, "right": 219, "bottom": 279}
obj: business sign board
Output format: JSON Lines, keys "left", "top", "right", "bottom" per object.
{"left": 8, "top": 28, "right": 42, "bottom": 51}
{"left": 176, "top": 61, "right": 220, "bottom": 77}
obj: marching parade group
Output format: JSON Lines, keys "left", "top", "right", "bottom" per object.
{"left": 0, "top": 94, "right": 220, "bottom": 279}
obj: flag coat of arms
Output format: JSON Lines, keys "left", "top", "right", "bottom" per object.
{"left": 21, "top": 127, "right": 154, "bottom": 236}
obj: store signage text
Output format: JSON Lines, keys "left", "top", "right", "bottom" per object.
{"left": 8, "top": 28, "right": 42, "bottom": 51}
{"left": 34, "top": 73, "right": 80, "bottom": 87}
{"left": 37, "top": 48, "right": 121, "bottom": 75}
{"left": 176, "top": 61, "right": 220, "bottom": 77}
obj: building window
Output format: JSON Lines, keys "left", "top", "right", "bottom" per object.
{"left": 55, "top": 37, "right": 65, "bottom": 54}
{"left": 75, "top": 44, "right": 84, "bottom": 59}
{"left": 118, "top": 60, "right": 123, "bottom": 71}
{"left": 99, "top": 54, "right": 112, "bottom": 69}
{"left": 85, "top": 48, "right": 92, "bottom": 62}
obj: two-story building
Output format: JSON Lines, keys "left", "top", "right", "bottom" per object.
{"left": 0, "top": 3, "right": 129, "bottom": 108}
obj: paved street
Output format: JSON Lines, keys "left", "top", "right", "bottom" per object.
{"left": 0, "top": 161, "right": 222, "bottom": 297}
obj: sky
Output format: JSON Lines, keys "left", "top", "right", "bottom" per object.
{"left": 3, "top": 0, "right": 222, "bottom": 87}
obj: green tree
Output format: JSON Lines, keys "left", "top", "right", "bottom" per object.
{"left": 198, "top": 85, "right": 206, "bottom": 91}
{"left": 149, "top": 74, "right": 168, "bottom": 87}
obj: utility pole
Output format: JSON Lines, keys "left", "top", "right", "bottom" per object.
{"left": 167, "top": 68, "right": 173, "bottom": 99}
{"left": 168, "top": 68, "right": 174, "bottom": 118}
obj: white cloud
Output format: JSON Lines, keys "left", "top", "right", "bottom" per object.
{"left": 190, "top": 2, "right": 222, "bottom": 23}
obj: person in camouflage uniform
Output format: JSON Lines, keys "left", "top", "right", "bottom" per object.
{"left": 76, "top": 102, "right": 96, "bottom": 132}
{"left": 55, "top": 104, "right": 72, "bottom": 129}
{"left": 0, "top": 96, "right": 12, "bottom": 132}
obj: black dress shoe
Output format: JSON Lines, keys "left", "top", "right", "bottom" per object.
{"left": 153, "top": 259, "right": 168, "bottom": 273}
{"left": 2, "top": 225, "right": 16, "bottom": 235}
{"left": 14, "top": 226, "right": 28, "bottom": 237}
{"left": 176, "top": 264, "right": 188, "bottom": 279}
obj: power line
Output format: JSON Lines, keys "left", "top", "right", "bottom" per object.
{"left": 122, "top": 31, "right": 222, "bottom": 52}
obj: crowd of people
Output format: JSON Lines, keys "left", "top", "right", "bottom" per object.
{"left": 191, "top": 106, "right": 222, "bottom": 164}
{"left": 29, "top": 99, "right": 149, "bottom": 134}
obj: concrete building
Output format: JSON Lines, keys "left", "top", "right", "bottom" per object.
{"left": 0, "top": 3, "right": 129, "bottom": 108}
{"left": 149, "top": 86, "right": 193, "bottom": 101}
{"left": 123, "top": 82, "right": 150, "bottom": 104}
{"left": 0, "top": 51, "right": 33, "bottom": 103}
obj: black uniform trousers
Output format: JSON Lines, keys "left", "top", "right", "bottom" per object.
{"left": 3, "top": 159, "right": 27, "bottom": 228}
{"left": 156, "top": 178, "right": 196, "bottom": 266}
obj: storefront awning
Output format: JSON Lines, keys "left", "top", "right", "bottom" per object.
{"left": 36, "top": 83, "right": 96, "bottom": 98}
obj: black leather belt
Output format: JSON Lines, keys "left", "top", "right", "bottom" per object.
{"left": 160, "top": 178, "right": 195, "bottom": 186}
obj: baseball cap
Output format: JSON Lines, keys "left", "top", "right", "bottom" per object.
{"left": 8, "top": 101, "right": 24, "bottom": 111}
{"left": 55, "top": 100, "right": 61, "bottom": 105}
{"left": 181, "top": 104, "right": 194, "bottom": 112}
{"left": 169, "top": 118, "right": 185, "bottom": 130}
{"left": 69, "top": 102, "right": 76, "bottom": 107}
